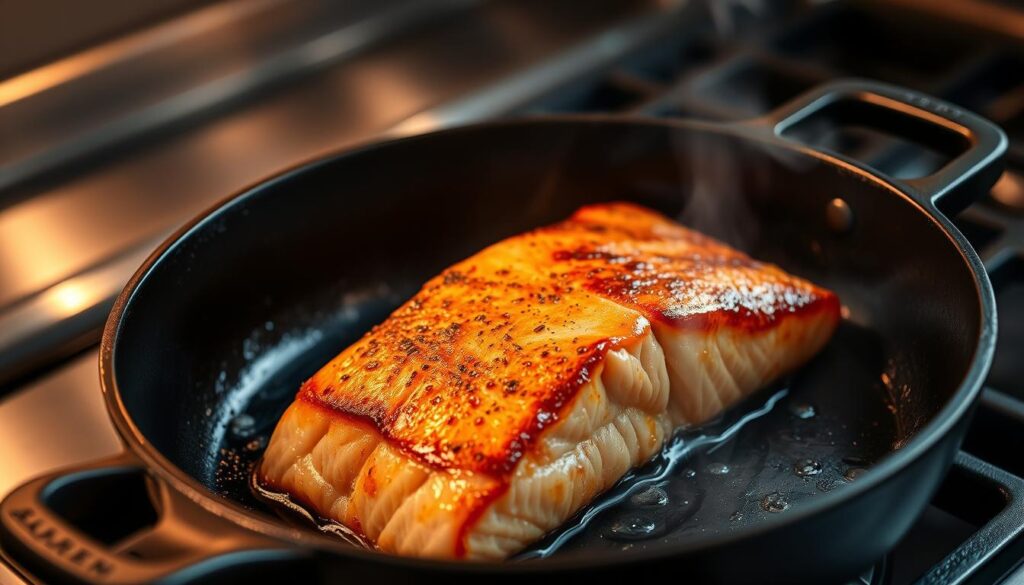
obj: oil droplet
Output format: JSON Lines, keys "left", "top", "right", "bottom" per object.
{"left": 729, "top": 511, "right": 744, "bottom": 522}
{"left": 789, "top": 402, "right": 816, "bottom": 419}
{"left": 230, "top": 414, "right": 256, "bottom": 439}
{"left": 245, "top": 437, "right": 267, "bottom": 452}
{"left": 629, "top": 485, "right": 669, "bottom": 507}
{"left": 816, "top": 479, "right": 839, "bottom": 492}
{"left": 845, "top": 467, "right": 867, "bottom": 481}
{"left": 794, "top": 459, "right": 822, "bottom": 477}
{"left": 706, "top": 462, "right": 730, "bottom": 475}
{"left": 605, "top": 515, "right": 658, "bottom": 540}
{"left": 760, "top": 492, "right": 789, "bottom": 513}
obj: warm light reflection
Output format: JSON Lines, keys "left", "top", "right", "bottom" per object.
{"left": 991, "top": 171, "right": 1024, "bottom": 211}
{"left": 0, "top": 0, "right": 273, "bottom": 107}
{"left": 50, "top": 282, "right": 90, "bottom": 313}
{"left": 43, "top": 280, "right": 98, "bottom": 317}
{"left": 388, "top": 112, "right": 443, "bottom": 137}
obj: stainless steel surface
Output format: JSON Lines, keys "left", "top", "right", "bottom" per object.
{"left": 0, "top": 0, "right": 685, "bottom": 386}
{"left": 388, "top": 7, "right": 690, "bottom": 136}
{"left": 0, "top": 0, "right": 476, "bottom": 193}
{"left": 0, "top": 350, "right": 120, "bottom": 501}
{"left": 0, "top": 237, "right": 164, "bottom": 386}
{"left": 2, "top": 0, "right": 212, "bottom": 78}
{"left": 0, "top": 558, "right": 28, "bottom": 585}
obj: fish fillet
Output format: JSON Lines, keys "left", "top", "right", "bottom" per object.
{"left": 258, "top": 202, "right": 840, "bottom": 560}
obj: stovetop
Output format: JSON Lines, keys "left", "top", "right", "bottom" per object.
{"left": 2, "top": 1, "right": 1024, "bottom": 583}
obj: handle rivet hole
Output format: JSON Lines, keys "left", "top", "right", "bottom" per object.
{"left": 826, "top": 198, "right": 854, "bottom": 233}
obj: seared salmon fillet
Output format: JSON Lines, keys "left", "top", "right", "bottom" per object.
{"left": 258, "top": 202, "right": 840, "bottom": 560}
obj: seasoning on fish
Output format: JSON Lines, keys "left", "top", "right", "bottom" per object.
{"left": 257, "top": 202, "right": 840, "bottom": 560}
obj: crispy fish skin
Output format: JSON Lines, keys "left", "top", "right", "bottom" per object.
{"left": 258, "top": 202, "right": 840, "bottom": 559}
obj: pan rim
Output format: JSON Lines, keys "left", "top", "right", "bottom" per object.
{"left": 99, "top": 114, "right": 996, "bottom": 572}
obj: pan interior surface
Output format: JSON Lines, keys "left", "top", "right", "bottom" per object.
{"left": 111, "top": 120, "right": 982, "bottom": 562}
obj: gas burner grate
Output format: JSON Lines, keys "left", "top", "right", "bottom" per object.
{"left": 518, "top": 1, "right": 1024, "bottom": 582}
{"left": 987, "top": 257, "right": 1024, "bottom": 401}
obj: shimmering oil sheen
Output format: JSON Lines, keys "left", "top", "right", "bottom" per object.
{"left": 629, "top": 485, "right": 669, "bottom": 507}
{"left": 793, "top": 458, "right": 822, "bottom": 477}
{"left": 760, "top": 492, "right": 789, "bottom": 513}
{"left": 518, "top": 388, "right": 789, "bottom": 559}
{"left": 251, "top": 474, "right": 373, "bottom": 549}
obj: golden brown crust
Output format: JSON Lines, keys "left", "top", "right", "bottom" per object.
{"left": 298, "top": 202, "right": 838, "bottom": 478}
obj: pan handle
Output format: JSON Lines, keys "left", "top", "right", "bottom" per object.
{"left": 0, "top": 451, "right": 307, "bottom": 584}
{"left": 752, "top": 79, "right": 1007, "bottom": 215}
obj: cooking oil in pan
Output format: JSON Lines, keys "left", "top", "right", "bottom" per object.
{"left": 518, "top": 321, "right": 903, "bottom": 556}
{"left": 212, "top": 320, "right": 903, "bottom": 558}
{"left": 250, "top": 473, "right": 374, "bottom": 549}
{"left": 517, "top": 386, "right": 789, "bottom": 558}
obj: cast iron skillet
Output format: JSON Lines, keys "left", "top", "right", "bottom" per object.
{"left": 0, "top": 80, "right": 1006, "bottom": 584}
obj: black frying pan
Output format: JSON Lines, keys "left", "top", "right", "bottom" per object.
{"left": 0, "top": 80, "right": 1006, "bottom": 584}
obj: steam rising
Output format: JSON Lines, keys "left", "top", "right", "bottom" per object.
{"left": 671, "top": 130, "right": 763, "bottom": 250}
{"left": 521, "top": 119, "right": 816, "bottom": 254}
{"left": 669, "top": 125, "right": 816, "bottom": 252}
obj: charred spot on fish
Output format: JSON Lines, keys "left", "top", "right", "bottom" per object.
{"left": 443, "top": 271, "right": 466, "bottom": 285}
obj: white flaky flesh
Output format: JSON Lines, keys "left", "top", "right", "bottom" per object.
{"left": 260, "top": 309, "right": 836, "bottom": 559}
